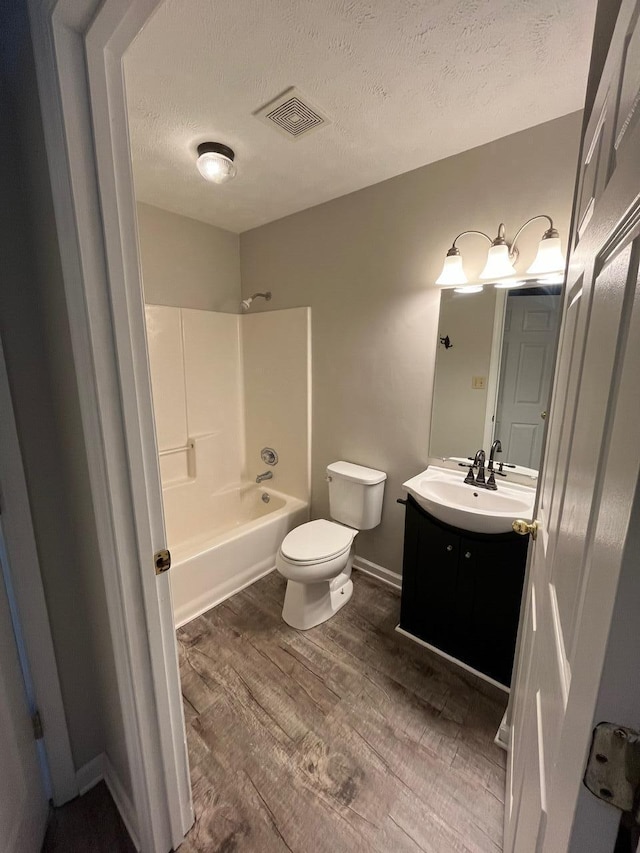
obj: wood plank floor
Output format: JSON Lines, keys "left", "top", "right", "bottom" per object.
{"left": 179, "top": 570, "right": 508, "bottom": 853}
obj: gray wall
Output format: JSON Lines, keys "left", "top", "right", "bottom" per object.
{"left": 0, "top": 2, "right": 130, "bottom": 795}
{"left": 240, "top": 112, "right": 582, "bottom": 575}
{"left": 137, "top": 202, "right": 241, "bottom": 311}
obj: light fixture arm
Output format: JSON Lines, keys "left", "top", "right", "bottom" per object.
{"left": 447, "top": 230, "right": 493, "bottom": 256}
{"left": 510, "top": 214, "right": 557, "bottom": 258}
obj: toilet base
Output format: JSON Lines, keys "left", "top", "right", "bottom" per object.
{"left": 282, "top": 570, "right": 353, "bottom": 630}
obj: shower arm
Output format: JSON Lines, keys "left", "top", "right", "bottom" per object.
{"left": 241, "top": 291, "right": 272, "bottom": 311}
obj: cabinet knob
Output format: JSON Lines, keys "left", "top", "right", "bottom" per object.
{"left": 464, "top": 551, "right": 472, "bottom": 559}
{"left": 446, "top": 545, "right": 453, "bottom": 552}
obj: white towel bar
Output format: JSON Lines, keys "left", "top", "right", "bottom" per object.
{"left": 159, "top": 440, "right": 194, "bottom": 457}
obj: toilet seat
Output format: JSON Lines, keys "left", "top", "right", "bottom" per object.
{"left": 280, "top": 519, "right": 356, "bottom": 564}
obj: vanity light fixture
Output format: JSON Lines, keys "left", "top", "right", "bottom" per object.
{"left": 454, "top": 284, "right": 483, "bottom": 294}
{"left": 196, "top": 142, "right": 237, "bottom": 184}
{"left": 435, "top": 230, "right": 492, "bottom": 287}
{"left": 436, "top": 216, "right": 565, "bottom": 292}
{"left": 479, "top": 225, "right": 517, "bottom": 280}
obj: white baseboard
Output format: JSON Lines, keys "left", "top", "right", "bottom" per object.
{"left": 494, "top": 710, "right": 510, "bottom": 752}
{"left": 76, "top": 753, "right": 105, "bottom": 796}
{"left": 75, "top": 753, "right": 140, "bottom": 850}
{"left": 352, "top": 556, "right": 402, "bottom": 590}
{"left": 104, "top": 755, "right": 140, "bottom": 851}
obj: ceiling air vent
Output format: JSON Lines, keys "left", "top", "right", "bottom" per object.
{"left": 255, "top": 88, "right": 330, "bottom": 140}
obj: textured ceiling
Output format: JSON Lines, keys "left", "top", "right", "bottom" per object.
{"left": 124, "top": 0, "right": 596, "bottom": 234}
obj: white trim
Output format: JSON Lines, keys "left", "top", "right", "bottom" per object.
{"left": 27, "top": 1, "right": 192, "bottom": 850}
{"left": 85, "top": 2, "right": 193, "bottom": 845}
{"left": 105, "top": 755, "right": 141, "bottom": 852}
{"left": 0, "top": 336, "right": 77, "bottom": 806}
{"left": 76, "top": 754, "right": 106, "bottom": 796}
{"left": 395, "top": 625, "right": 510, "bottom": 694}
{"left": 483, "top": 290, "right": 507, "bottom": 450}
{"left": 76, "top": 753, "right": 141, "bottom": 851}
{"left": 353, "top": 556, "right": 402, "bottom": 590}
{"left": 494, "top": 710, "right": 510, "bottom": 752}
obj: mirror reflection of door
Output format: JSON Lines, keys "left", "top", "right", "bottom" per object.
{"left": 494, "top": 288, "right": 561, "bottom": 468}
{"left": 429, "top": 284, "right": 562, "bottom": 473}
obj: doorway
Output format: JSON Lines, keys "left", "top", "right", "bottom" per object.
{"left": 29, "top": 0, "right": 634, "bottom": 851}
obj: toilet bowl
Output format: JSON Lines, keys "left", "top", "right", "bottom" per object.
{"left": 276, "top": 461, "right": 386, "bottom": 630}
{"left": 276, "top": 519, "right": 357, "bottom": 630}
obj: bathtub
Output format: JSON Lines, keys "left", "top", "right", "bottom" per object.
{"left": 166, "top": 483, "right": 309, "bottom": 628}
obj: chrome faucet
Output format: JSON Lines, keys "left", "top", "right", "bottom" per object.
{"left": 256, "top": 471, "right": 273, "bottom": 484}
{"left": 473, "top": 449, "right": 486, "bottom": 486}
{"left": 486, "top": 439, "right": 502, "bottom": 490}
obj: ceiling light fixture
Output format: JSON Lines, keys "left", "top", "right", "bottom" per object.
{"left": 196, "top": 142, "right": 237, "bottom": 184}
{"left": 436, "top": 216, "right": 565, "bottom": 293}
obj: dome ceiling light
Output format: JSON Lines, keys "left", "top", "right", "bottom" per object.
{"left": 196, "top": 142, "right": 237, "bottom": 184}
{"left": 435, "top": 216, "right": 565, "bottom": 293}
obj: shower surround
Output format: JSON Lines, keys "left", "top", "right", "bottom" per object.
{"left": 145, "top": 305, "right": 311, "bottom": 626}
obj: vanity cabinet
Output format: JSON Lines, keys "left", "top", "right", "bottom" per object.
{"left": 399, "top": 495, "right": 528, "bottom": 687}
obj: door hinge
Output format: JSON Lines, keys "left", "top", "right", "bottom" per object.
{"left": 32, "top": 710, "right": 43, "bottom": 741}
{"left": 584, "top": 722, "right": 640, "bottom": 822}
{"left": 154, "top": 548, "right": 171, "bottom": 575}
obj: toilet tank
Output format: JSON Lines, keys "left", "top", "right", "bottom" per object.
{"left": 327, "top": 461, "right": 387, "bottom": 530}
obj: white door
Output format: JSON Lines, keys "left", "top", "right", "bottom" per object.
{"left": 507, "top": 0, "right": 640, "bottom": 850}
{"left": 0, "top": 534, "right": 49, "bottom": 853}
{"left": 494, "top": 292, "right": 560, "bottom": 469}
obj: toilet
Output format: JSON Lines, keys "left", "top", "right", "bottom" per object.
{"left": 276, "top": 461, "right": 386, "bottom": 630}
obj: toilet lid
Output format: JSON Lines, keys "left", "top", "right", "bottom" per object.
{"left": 281, "top": 519, "right": 355, "bottom": 563}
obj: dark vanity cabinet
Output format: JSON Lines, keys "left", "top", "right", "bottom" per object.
{"left": 399, "top": 495, "right": 528, "bottom": 687}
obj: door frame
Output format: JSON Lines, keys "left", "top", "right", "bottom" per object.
{"left": 482, "top": 289, "right": 506, "bottom": 450}
{"left": 0, "top": 334, "right": 77, "bottom": 806}
{"left": 27, "top": 1, "right": 192, "bottom": 851}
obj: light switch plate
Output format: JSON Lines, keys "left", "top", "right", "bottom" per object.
{"left": 472, "top": 376, "right": 487, "bottom": 390}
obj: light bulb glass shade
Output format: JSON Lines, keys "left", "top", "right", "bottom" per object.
{"left": 196, "top": 150, "right": 237, "bottom": 184}
{"left": 454, "top": 284, "right": 483, "bottom": 294}
{"left": 479, "top": 243, "right": 518, "bottom": 280}
{"left": 494, "top": 279, "right": 527, "bottom": 289}
{"left": 526, "top": 235, "right": 564, "bottom": 275}
{"left": 435, "top": 252, "right": 467, "bottom": 286}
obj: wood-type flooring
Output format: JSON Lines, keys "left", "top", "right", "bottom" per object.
{"left": 179, "top": 571, "right": 507, "bottom": 853}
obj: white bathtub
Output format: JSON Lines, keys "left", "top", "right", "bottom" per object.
{"left": 166, "top": 484, "right": 309, "bottom": 628}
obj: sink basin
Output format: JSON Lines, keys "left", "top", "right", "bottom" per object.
{"left": 403, "top": 466, "right": 535, "bottom": 534}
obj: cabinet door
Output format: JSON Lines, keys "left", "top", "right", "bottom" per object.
{"left": 400, "top": 500, "right": 461, "bottom": 656}
{"left": 458, "top": 534, "right": 527, "bottom": 686}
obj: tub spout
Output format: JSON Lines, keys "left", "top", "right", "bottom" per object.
{"left": 256, "top": 471, "right": 273, "bottom": 484}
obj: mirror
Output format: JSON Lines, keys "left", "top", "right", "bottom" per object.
{"left": 430, "top": 285, "right": 562, "bottom": 473}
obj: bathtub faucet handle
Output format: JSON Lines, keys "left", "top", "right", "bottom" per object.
{"left": 256, "top": 471, "right": 273, "bottom": 484}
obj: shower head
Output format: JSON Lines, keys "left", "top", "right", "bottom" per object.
{"left": 240, "top": 291, "right": 272, "bottom": 312}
